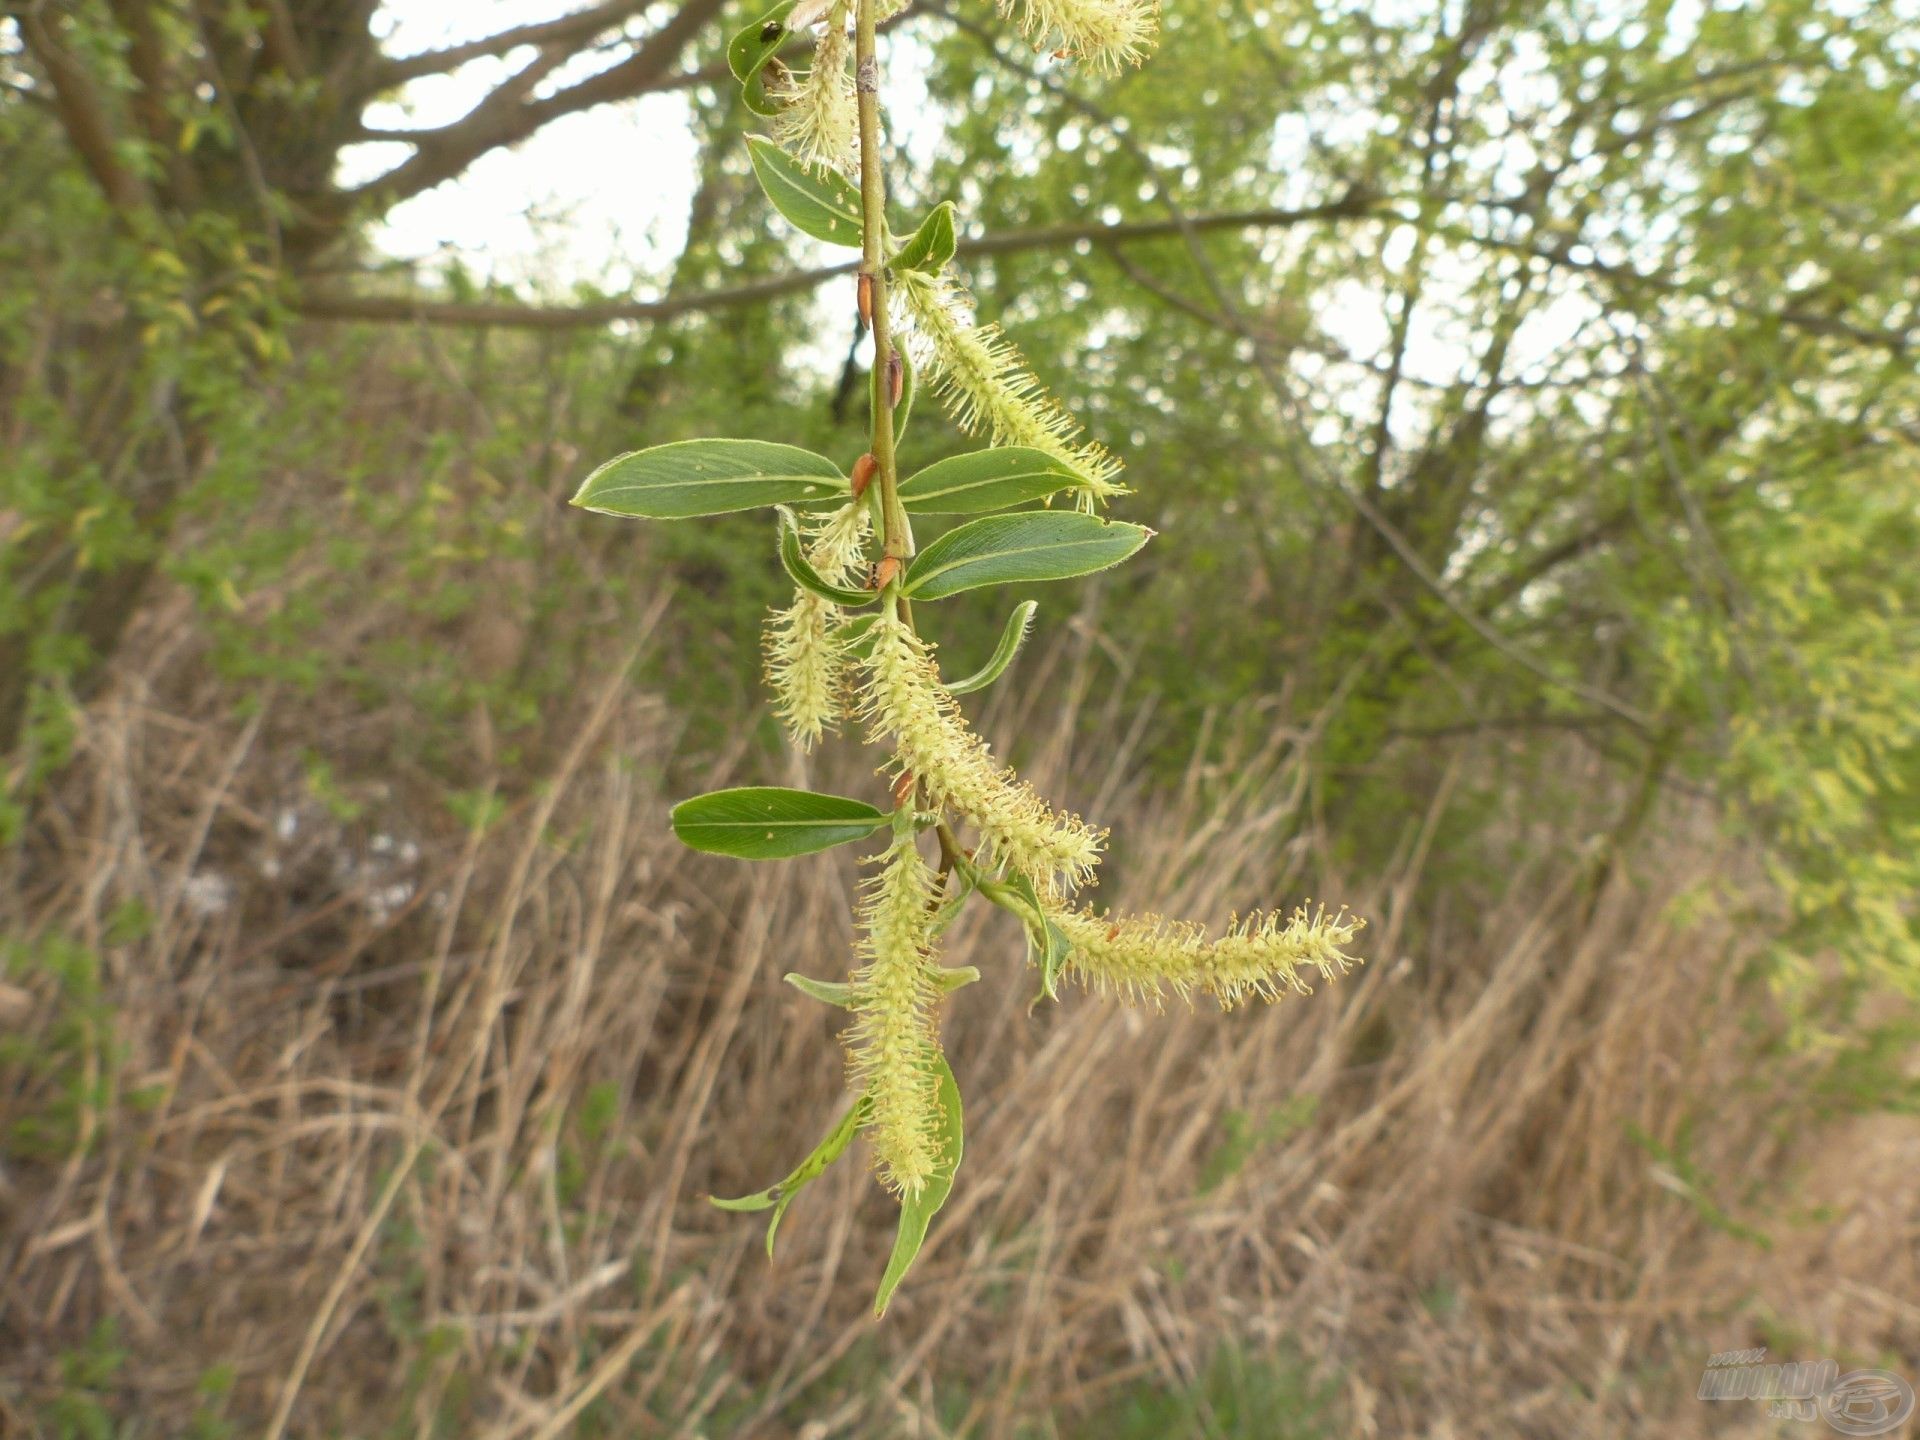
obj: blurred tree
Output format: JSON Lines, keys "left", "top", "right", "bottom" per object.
{"left": 3, "top": 0, "right": 1916, "bottom": 1013}
{"left": 0, "top": 0, "right": 737, "bottom": 757}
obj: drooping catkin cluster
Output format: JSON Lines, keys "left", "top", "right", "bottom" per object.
{"left": 845, "top": 835, "right": 945, "bottom": 1193}
{"left": 1001, "top": 0, "right": 1156, "bottom": 73}
{"left": 1051, "top": 904, "right": 1364, "bottom": 1007}
{"left": 861, "top": 609, "right": 1105, "bottom": 892}
{"left": 892, "top": 267, "right": 1124, "bottom": 509}
{"left": 766, "top": 499, "right": 871, "bottom": 748}
{"left": 775, "top": 0, "right": 857, "bottom": 172}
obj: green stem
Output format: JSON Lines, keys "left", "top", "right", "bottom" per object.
{"left": 854, "top": 0, "right": 913, "bottom": 564}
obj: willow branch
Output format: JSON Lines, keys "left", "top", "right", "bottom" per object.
{"left": 855, "top": 0, "right": 910, "bottom": 563}
{"left": 295, "top": 197, "right": 1384, "bottom": 328}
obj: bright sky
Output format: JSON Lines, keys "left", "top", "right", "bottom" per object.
{"left": 341, "top": 2, "right": 1616, "bottom": 419}
{"left": 343, "top": 2, "right": 704, "bottom": 293}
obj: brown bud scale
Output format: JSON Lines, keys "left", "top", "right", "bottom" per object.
{"left": 851, "top": 452, "right": 878, "bottom": 498}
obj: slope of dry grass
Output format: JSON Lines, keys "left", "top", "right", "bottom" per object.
{"left": 1, "top": 581, "right": 1914, "bottom": 1439}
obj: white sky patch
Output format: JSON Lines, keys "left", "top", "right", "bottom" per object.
{"left": 343, "top": 1, "right": 702, "bottom": 293}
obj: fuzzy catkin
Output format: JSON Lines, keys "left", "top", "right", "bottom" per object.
{"left": 1001, "top": 0, "right": 1156, "bottom": 74}
{"left": 892, "top": 268, "right": 1123, "bottom": 508}
{"left": 1051, "top": 904, "right": 1364, "bottom": 1007}
{"left": 845, "top": 835, "right": 945, "bottom": 1194}
{"left": 775, "top": 0, "right": 858, "bottom": 173}
{"left": 765, "top": 500, "right": 871, "bottom": 748}
{"left": 861, "top": 610, "right": 1104, "bottom": 893}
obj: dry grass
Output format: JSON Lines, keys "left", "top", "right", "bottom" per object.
{"left": 1, "top": 583, "right": 1915, "bottom": 1440}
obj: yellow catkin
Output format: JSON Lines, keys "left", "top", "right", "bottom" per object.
{"left": 775, "top": 0, "right": 857, "bottom": 173}
{"left": 1001, "top": 0, "right": 1156, "bottom": 74}
{"left": 765, "top": 500, "right": 871, "bottom": 748}
{"left": 892, "top": 268, "right": 1123, "bottom": 509}
{"left": 861, "top": 610, "right": 1104, "bottom": 893}
{"left": 1051, "top": 903, "right": 1364, "bottom": 1007}
{"left": 845, "top": 835, "right": 945, "bottom": 1194}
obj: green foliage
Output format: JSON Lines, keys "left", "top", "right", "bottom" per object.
{"left": 889, "top": 201, "right": 958, "bottom": 274}
{"left": 712, "top": 1096, "right": 871, "bottom": 1257}
{"left": 903, "top": 512, "right": 1152, "bottom": 599}
{"left": 669, "top": 786, "right": 891, "bottom": 859}
{"left": 572, "top": 438, "right": 848, "bottom": 519}
{"left": 778, "top": 506, "right": 880, "bottom": 605}
{"left": 727, "top": 0, "right": 803, "bottom": 115}
{"left": 946, "top": 601, "right": 1038, "bottom": 696}
{"left": 745, "top": 136, "right": 864, "bottom": 246}
{"left": 872, "top": 1056, "right": 964, "bottom": 1318}
{"left": 898, "top": 447, "right": 1088, "bottom": 513}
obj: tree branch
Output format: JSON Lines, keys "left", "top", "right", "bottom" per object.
{"left": 371, "top": 1, "right": 654, "bottom": 89}
{"left": 14, "top": 6, "right": 152, "bottom": 215}
{"left": 347, "top": 0, "right": 730, "bottom": 211}
{"left": 295, "top": 196, "right": 1384, "bottom": 327}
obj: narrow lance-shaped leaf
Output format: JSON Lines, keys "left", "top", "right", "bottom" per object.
{"left": 898, "top": 447, "right": 1085, "bottom": 514}
{"left": 784, "top": 965, "right": 980, "bottom": 1008}
{"left": 711, "top": 1095, "right": 870, "bottom": 1257}
{"left": 903, "top": 512, "right": 1151, "bottom": 600}
{"left": 947, "top": 601, "right": 1038, "bottom": 696}
{"left": 727, "top": 0, "right": 799, "bottom": 116}
{"left": 777, "top": 507, "right": 877, "bottom": 606}
{"left": 671, "top": 787, "right": 888, "bottom": 860}
{"left": 572, "top": 439, "right": 846, "bottom": 519}
{"left": 747, "top": 134, "right": 863, "bottom": 247}
{"left": 889, "top": 202, "right": 957, "bottom": 273}
{"left": 873, "top": 1056, "right": 964, "bottom": 1317}
{"left": 1008, "top": 871, "right": 1073, "bottom": 1002}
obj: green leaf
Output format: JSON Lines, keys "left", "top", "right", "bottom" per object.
{"left": 727, "top": 0, "right": 799, "bottom": 116}
{"left": 711, "top": 1096, "right": 869, "bottom": 1258}
{"left": 947, "top": 601, "right": 1038, "bottom": 695}
{"left": 872, "top": 344, "right": 915, "bottom": 445}
{"left": 785, "top": 965, "right": 978, "bottom": 1008}
{"left": 903, "top": 512, "right": 1151, "bottom": 600}
{"left": 898, "top": 447, "right": 1086, "bottom": 514}
{"left": 670, "top": 787, "right": 888, "bottom": 860}
{"left": 572, "top": 439, "right": 846, "bottom": 519}
{"left": 889, "top": 202, "right": 956, "bottom": 273}
{"left": 873, "top": 1056, "right": 964, "bottom": 1316}
{"left": 1004, "top": 871, "right": 1071, "bottom": 1001}
{"left": 777, "top": 507, "right": 875, "bottom": 606}
{"left": 747, "top": 135, "right": 863, "bottom": 247}
{"left": 783, "top": 972, "right": 856, "bottom": 1007}
{"left": 1037, "top": 917, "right": 1072, "bottom": 1003}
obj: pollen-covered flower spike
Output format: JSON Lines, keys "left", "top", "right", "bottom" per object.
{"left": 893, "top": 267, "right": 1124, "bottom": 510}
{"left": 1050, "top": 903, "right": 1364, "bottom": 1007}
{"left": 775, "top": 0, "right": 858, "bottom": 173}
{"left": 845, "top": 833, "right": 947, "bottom": 1194}
{"left": 766, "top": 499, "right": 871, "bottom": 748}
{"left": 1001, "top": 0, "right": 1156, "bottom": 74}
{"left": 862, "top": 608, "right": 1104, "bottom": 892}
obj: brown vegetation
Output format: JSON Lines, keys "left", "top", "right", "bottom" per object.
{"left": 2, "top": 570, "right": 1912, "bottom": 1437}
